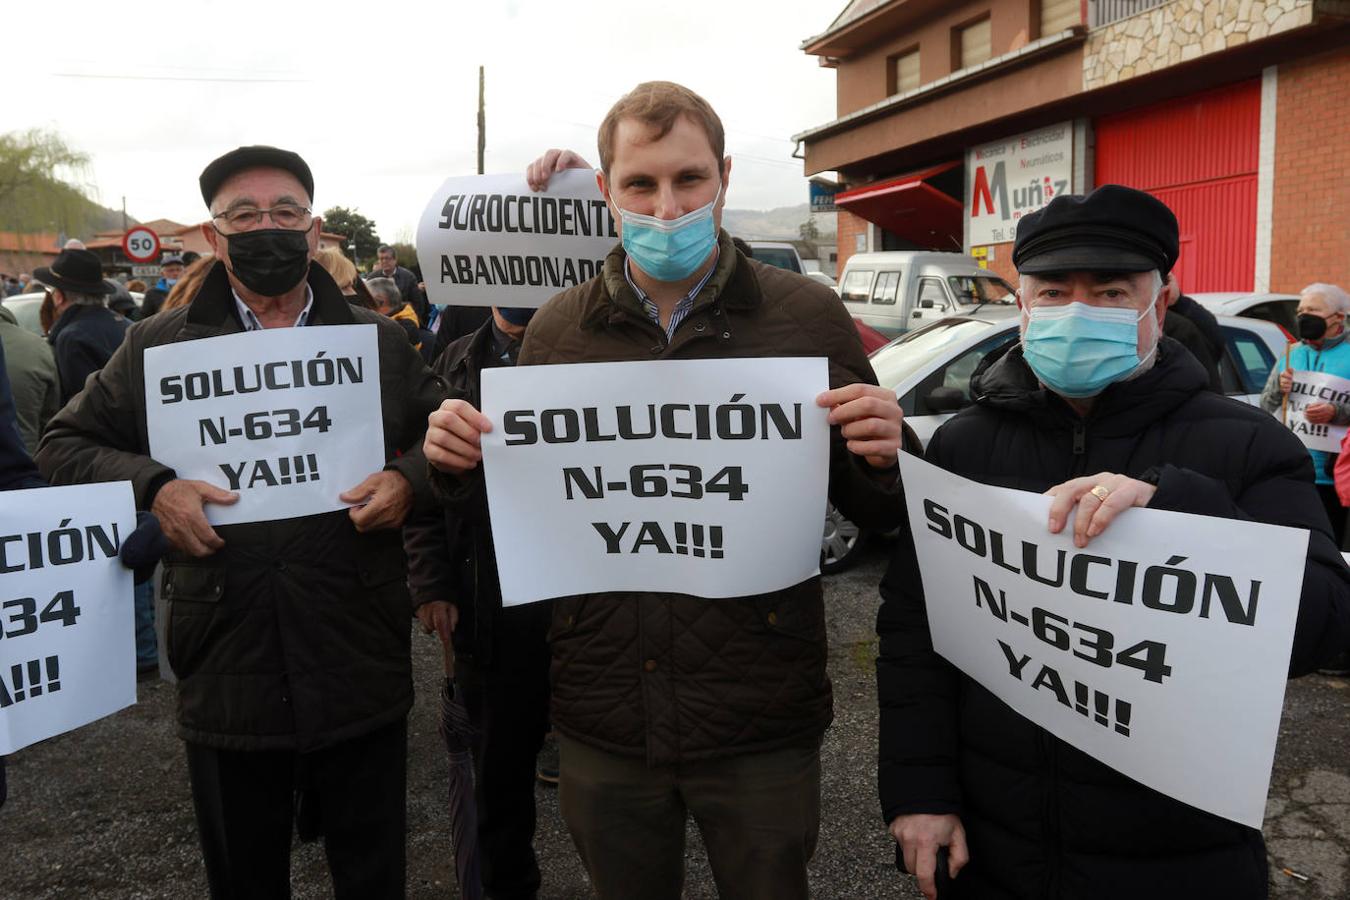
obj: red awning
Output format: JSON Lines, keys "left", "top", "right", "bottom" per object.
{"left": 836, "top": 161, "right": 962, "bottom": 250}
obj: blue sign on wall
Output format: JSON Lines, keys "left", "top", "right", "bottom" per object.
{"left": 810, "top": 180, "right": 838, "bottom": 214}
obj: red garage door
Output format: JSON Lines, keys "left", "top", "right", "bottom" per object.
{"left": 1095, "top": 80, "right": 1260, "bottom": 292}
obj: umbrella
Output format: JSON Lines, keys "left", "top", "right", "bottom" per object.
{"left": 438, "top": 651, "right": 483, "bottom": 900}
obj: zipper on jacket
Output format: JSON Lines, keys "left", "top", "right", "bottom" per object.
{"left": 1037, "top": 730, "right": 1063, "bottom": 898}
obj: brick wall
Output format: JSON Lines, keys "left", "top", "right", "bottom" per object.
{"left": 835, "top": 208, "right": 871, "bottom": 274}
{"left": 1270, "top": 45, "right": 1350, "bottom": 294}
{"left": 981, "top": 240, "right": 1020, "bottom": 287}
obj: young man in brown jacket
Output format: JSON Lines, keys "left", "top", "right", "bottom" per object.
{"left": 424, "top": 83, "right": 904, "bottom": 899}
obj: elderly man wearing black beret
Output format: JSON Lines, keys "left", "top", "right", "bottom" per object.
{"left": 36, "top": 146, "right": 446, "bottom": 898}
{"left": 876, "top": 185, "right": 1350, "bottom": 900}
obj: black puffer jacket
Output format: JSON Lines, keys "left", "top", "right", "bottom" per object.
{"left": 37, "top": 262, "right": 447, "bottom": 752}
{"left": 877, "top": 338, "right": 1350, "bottom": 900}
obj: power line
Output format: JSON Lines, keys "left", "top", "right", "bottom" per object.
{"left": 53, "top": 72, "right": 308, "bottom": 84}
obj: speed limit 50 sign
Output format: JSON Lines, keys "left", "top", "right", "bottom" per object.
{"left": 121, "top": 227, "right": 161, "bottom": 263}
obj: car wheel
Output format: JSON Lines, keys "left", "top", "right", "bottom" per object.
{"left": 821, "top": 503, "right": 866, "bottom": 574}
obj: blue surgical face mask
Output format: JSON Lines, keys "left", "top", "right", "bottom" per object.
{"left": 1020, "top": 292, "right": 1161, "bottom": 398}
{"left": 617, "top": 184, "right": 721, "bottom": 282}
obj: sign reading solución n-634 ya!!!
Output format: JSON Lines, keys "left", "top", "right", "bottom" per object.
{"left": 416, "top": 169, "right": 618, "bottom": 308}
{"left": 1281, "top": 369, "right": 1350, "bottom": 453}
{"left": 899, "top": 454, "right": 1309, "bottom": 829}
{"left": 480, "top": 358, "right": 830, "bottom": 606}
{"left": 143, "top": 325, "right": 385, "bottom": 526}
{"left": 0, "top": 482, "right": 136, "bottom": 754}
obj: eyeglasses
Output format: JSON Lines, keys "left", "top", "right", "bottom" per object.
{"left": 211, "top": 203, "right": 313, "bottom": 232}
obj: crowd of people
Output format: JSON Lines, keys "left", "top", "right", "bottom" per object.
{"left": 1, "top": 80, "right": 1348, "bottom": 900}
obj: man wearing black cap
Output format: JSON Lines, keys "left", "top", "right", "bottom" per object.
{"left": 877, "top": 184, "right": 1350, "bottom": 900}
{"left": 37, "top": 145, "right": 446, "bottom": 899}
{"left": 36, "top": 247, "right": 130, "bottom": 403}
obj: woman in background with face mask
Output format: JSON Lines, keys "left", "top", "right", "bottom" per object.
{"left": 1261, "top": 282, "right": 1350, "bottom": 548}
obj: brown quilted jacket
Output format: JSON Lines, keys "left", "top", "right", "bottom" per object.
{"left": 516, "top": 232, "right": 901, "bottom": 765}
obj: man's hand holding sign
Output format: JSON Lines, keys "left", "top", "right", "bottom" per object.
{"left": 426, "top": 384, "right": 902, "bottom": 477}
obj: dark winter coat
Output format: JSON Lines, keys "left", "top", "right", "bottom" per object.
{"left": 48, "top": 302, "right": 129, "bottom": 403}
{"left": 405, "top": 319, "right": 551, "bottom": 665}
{"left": 470, "top": 231, "right": 903, "bottom": 766}
{"left": 0, "top": 305, "right": 59, "bottom": 455}
{"left": 0, "top": 338, "right": 45, "bottom": 809}
{"left": 877, "top": 338, "right": 1350, "bottom": 900}
{"left": 36, "top": 261, "right": 446, "bottom": 752}
{"left": 1173, "top": 294, "right": 1225, "bottom": 363}
{"left": 1162, "top": 308, "right": 1221, "bottom": 391}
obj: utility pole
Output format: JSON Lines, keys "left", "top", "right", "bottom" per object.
{"left": 121, "top": 196, "right": 127, "bottom": 231}
{"left": 477, "top": 65, "right": 485, "bottom": 175}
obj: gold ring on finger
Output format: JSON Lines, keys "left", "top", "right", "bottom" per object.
{"left": 1089, "top": 485, "right": 1111, "bottom": 503}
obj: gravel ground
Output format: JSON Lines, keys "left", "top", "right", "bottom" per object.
{"left": 0, "top": 541, "right": 1345, "bottom": 898}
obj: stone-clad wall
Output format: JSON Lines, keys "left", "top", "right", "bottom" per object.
{"left": 1084, "top": 0, "right": 1314, "bottom": 88}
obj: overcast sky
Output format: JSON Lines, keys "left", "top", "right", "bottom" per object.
{"left": 8, "top": 0, "right": 842, "bottom": 242}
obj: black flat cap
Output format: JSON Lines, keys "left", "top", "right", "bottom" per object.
{"left": 34, "top": 248, "right": 113, "bottom": 295}
{"left": 1013, "top": 184, "right": 1179, "bottom": 275}
{"left": 199, "top": 145, "right": 314, "bottom": 207}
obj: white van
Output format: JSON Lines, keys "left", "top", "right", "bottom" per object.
{"left": 838, "top": 251, "right": 1017, "bottom": 336}
{"left": 746, "top": 241, "right": 804, "bottom": 274}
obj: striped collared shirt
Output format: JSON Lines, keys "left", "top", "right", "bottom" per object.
{"left": 624, "top": 247, "right": 719, "bottom": 341}
{"left": 232, "top": 284, "right": 315, "bottom": 331}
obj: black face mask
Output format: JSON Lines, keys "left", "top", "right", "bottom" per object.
{"left": 1298, "top": 313, "right": 1330, "bottom": 342}
{"left": 222, "top": 227, "right": 312, "bottom": 296}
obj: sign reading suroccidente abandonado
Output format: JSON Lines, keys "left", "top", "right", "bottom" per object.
{"left": 416, "top": 169, "right": 618, "bottom": 309}
{"left": 898, "top": 453, "right": 1308, "bottom": 829}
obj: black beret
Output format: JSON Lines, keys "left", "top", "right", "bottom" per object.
{"left": 199, "top": 145, "right": 314, "bottom": 207}
{"left": 1013, "top": 184, "right": 1179, "bottom": 275}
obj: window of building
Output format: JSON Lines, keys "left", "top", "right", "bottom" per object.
{"left": 891, "top": 48, "right": 921, "bottom": 94}
{"left": 1039, "top": 0, "right": 1080, "bottom": 35}
{"left": 955, "top": 16, "right": 992, "bottom": 69}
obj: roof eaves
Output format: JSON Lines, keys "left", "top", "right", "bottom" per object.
{"left": 792, "top": 27, "right": 1085, "bottom": 144}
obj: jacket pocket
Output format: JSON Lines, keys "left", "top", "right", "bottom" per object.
{"left": 749, "top": 589, "right": 827, "bottom": 644}
{"left": 162, "top": 561, "right": 225, "bottom": 678}
{"left": 548, "top": 595, "right": 587, "bottom": 643}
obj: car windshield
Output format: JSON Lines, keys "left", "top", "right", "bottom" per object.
{"left": 869, "top": 319, "right": 1000, "bottom": 390}
{"left": 948, "top": 274, "right": 1016, "bottom": 305}
{"left": 751, "top": 248, "right": 800, "bottom": 273}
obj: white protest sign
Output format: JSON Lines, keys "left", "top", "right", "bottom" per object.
{"left": 1281, "top": 369, "right": 1350, "bottom": 453}
{"left": 143, "top": 325, "right": 385, "bottom": 526}
{"left": 481, "top": 358, "right": 830, "bottom": 605}
{"left": 415, "top": 169, "right": 617, "bottom": 308}
{"left": 899, "top": 454, "right": 1308, "bottom": 829}
{"left": 0, "top": 482, "right": 136, "bottom": 754}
